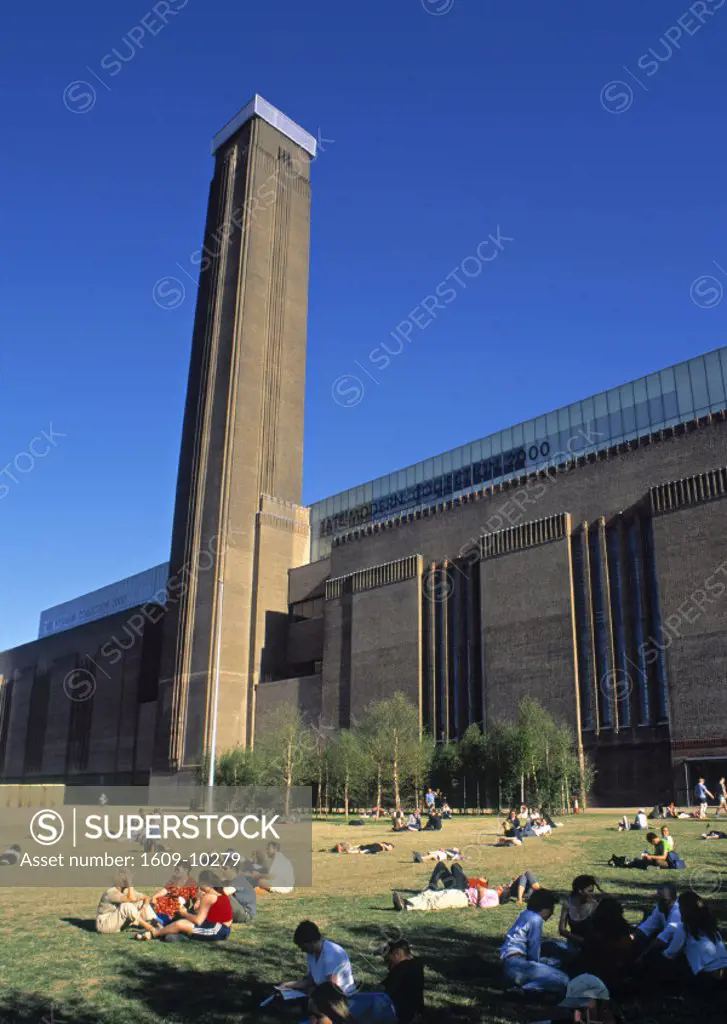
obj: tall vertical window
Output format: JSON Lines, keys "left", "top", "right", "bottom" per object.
{"left": 589, "top": 529, "right": 612, "bottom": 728}
{"left": 627, "top": 520, "right": 651, "bottom": 725}
{"left": 24, "top": 668, "right": 51, "bottom": 774}
{"left": 571, "top": 532, "right": 594, "bottom": 730}
{"left": 606, "top": 524, "right": 632, "bottom": 729}
{"left": 0, "top": 675, "right": 14, "bottom": 777}
{"left": 643, "top": 520, "right": 669, "bottom": 722}
{"left": 65, "top": 658, "right": 95, "bottom": 773}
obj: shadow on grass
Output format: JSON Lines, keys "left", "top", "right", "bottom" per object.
{"left": 0, "top": 992, "right": 98, "bottom": 1024}
{"left": 348, "top": 920, "right": 516, "bottom": 1023}
{"left": 60, "top": 917, "right": 97, "bottom": 933}
{"left": 115, "top": 956, "right": 285, "bottom": 1023}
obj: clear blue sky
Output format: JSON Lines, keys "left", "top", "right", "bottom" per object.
{"left": 2, "top": 0, "right": 726, "bottom": 650}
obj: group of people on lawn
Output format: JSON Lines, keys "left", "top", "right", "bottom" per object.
{"left": 270, "top": 870, "right": 726, "bottom": 1023}
{"left": 88, "top": 790, "right": 727, "bottom": 1020}
{"left": 94, "top": 840, "right": 293, "bottom": 942}
{"left": 496, "top": 804, "right": 560, "bottom": 845}
{"left": 389, "top": 789, "right": 452, "bottom": 834}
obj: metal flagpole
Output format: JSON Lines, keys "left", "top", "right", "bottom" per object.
{"left": 208, "top": 576, "right": 224, "bottom": 799}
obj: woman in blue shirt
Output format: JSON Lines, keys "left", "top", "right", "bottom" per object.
{"left": 500, "top": 889, "right": 569, "bottom": 994}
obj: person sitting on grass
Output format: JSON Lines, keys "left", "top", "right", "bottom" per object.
{"left": 633, "top": 882, "right": 683, "bottom": 981}
{"left": 333, "top": 841, "right": 394, "bottom": 855}
{"left": 95, "top": 870, "right": 158, "bottom": 934}
{"left": 665, "top": 801, "right": 679, "bottom": 818}
{"left": 547, "top": 973, "right": 625, "bottom": 1024}
{"left": 499, "top": 889, "right": 570, "bottom": 995}
{"left": 136, "top": 870, "right": 233, "bottom": 942}
{"left": 149, "top": 860, "right": 197, "bottom": 926}
{"left": 558, "top": 875, "right": 603, "bottom": 947}
{"left": 617, "top": 809, "right": 648, "bottom": 832}
{"left": 305, "top": 982, "right": 352, "bottom": 1023}
{"left": 609, "top": 831, "right": 673, "bottom": 870}
{"left": 279, "top": 920, "right": 356, "bottom": 997}
{"left": 497, "top": 810, "right": 524, "bottom": 846}
{"left": 391, "top": 810, "right": 406, "bottom": 831}
{"left": 382, "top": 938, "right": 425, "bottom": 1023}
{"left": 441, "top": 800, "right": 452, "bottom": 820}
{"left": 662, "top": 890, "right": 727, "bottom": 985}
{"left": 405, "top": 810, "right": 422, "bottom": 831}
{"left": 498, "top": 809, "right": 538, "bottom": 846}
{"left": 540, "top": 805, "right": 563, "bottom": 829}
{"left": 528, "top": 810, "right": 553, "bottom": 836}
{"left": 253, "top": 840, "right": 295, "bottom": 893}
{"left": 572, "top": 896, "right": 638, "bottom": 997}
{"left": 659, "top": 824, "right": 674, "bottom": 851}
{"left": 424, "top": 808, "right": 442, "bottom": 831}
{"left": 219, "top": 853, "right": 257, "bottom": 924}
{"left": 304, "top": 981, "right": 396, "bottom": 1024}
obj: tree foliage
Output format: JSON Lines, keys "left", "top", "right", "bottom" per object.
{"left": 207, "top": 693, "right": 590, "bottom": 814}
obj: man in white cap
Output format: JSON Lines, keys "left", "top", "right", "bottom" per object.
{"left": 534, "top": 974, "right": 624, "bottom": 1023}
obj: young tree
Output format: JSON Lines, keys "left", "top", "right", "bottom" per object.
{"left": 328, "top": 729, "right": 367, "bottom": 816}
{"left": 358, "top": 692, "right": 424, "bottom": 812}
{"left": 483, "top": 720, "right": 521, "bottom": 810}
{"left": 214, "top": 746, "right": 259, "bottom": 786}
{"left": 255, "top": 705, "right": 313, "bottom": 815}
{"left": 458, "top": 724, "right": 487, "bottom": 810}
{"left": 430, "top": 741, "right": 462, "bottom": 799}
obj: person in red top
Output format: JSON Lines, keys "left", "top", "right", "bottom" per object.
{"left": 150, "top": 861, "right": 198, "bottom": 926}
{"left": 137, "top": 871, "right": 233, "bottom": 942}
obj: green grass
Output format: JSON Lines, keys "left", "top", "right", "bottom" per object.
{"left": 2, "top": 811, "right": 726, "bottom": 1023}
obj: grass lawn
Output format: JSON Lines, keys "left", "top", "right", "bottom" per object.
{"left": 1, "top": 810, "right": 726, "bottom": 1023}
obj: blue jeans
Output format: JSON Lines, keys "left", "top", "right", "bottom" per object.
{"left": 302, "top": 993, "right": 396, "bottom": 1024}
{"left": 502, "top": 955, "right": 569, "bottom": 994}
{"left": 349, "top": 993, "right": 398, "bottom": 1022}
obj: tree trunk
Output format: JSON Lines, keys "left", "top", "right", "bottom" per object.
{"left": 520, "top": 773, "right": 525, "bottom": 805}
{"left": 375, "top": 766, "right": 382, "bottom": 819}
{"left": 324, "top": 765, "right": 329, "bottom": 817}
{"left": 393, "top": 739, "right": 401, "bottom": 811}
{"left": 344, "top": 774, "right": 350, "bottom": 818}
{"left": 284, "top": 739, "right": 293, "bottom": 817}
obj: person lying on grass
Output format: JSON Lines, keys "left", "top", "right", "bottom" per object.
{"left": 332, "top": 841, "right": 394, "bottom": 854}
{"left": 392, "top": 862, "right": 540, "bottom": 911}
{"left": 278, "top": 920, "right": 357, "bottom": 996}
{"left": 135, "top": 870, "right": 232, "bottom": 941}
{"left": 411, "top": 847, "right": 462, "bottom": 862}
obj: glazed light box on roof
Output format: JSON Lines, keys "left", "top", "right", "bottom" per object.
{"left": 211, "top": 94, "right": 317, "bottom": 157}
